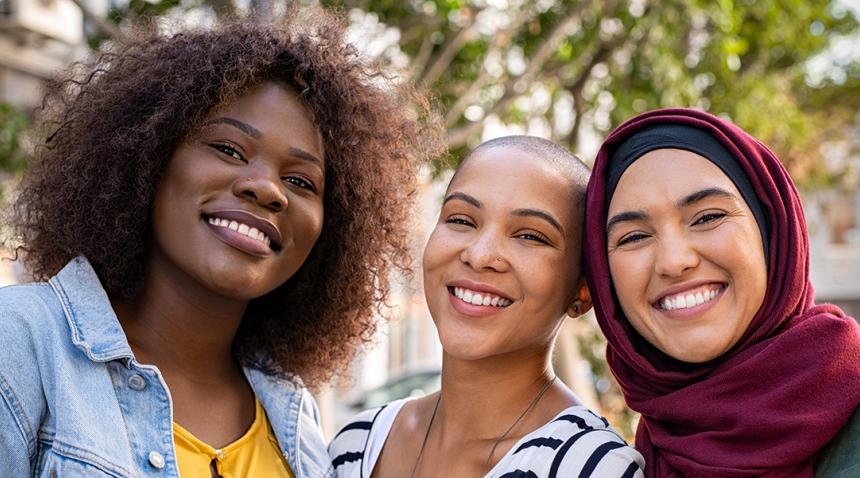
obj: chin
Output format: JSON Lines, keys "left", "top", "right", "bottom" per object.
{"left": 662, "top": 342, "right": 727, "bottom": 363}
{"left": 438, "top": 332, "right": 494, "bottom": 361}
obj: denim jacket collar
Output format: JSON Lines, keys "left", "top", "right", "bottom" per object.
{"left": 49, "top": 256, "right": 135, "bottom": 363}
{"left": 43, "top": 256, "right": 333, "bottom": 478}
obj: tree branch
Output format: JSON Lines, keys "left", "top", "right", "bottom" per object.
{"left": 418, "top": 10, "right": 481, "bottom": 88}
{"left": 408, "top": 31, "right": 436, "bottom": 83}
{"left": 446, "top": 1, "right": 594, "bottom": 148}
{"left": 69, "top": 0, "right": 125, "bottom": 41}
{"left": 443, "top": 4, "right": 546, "bottom": 127}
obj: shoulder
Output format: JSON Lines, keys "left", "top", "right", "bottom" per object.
{"left": 816, "top": 405, "right": 860, "bottom": 478}
{"left": 0, "top": 282, "right": 62, "bottom": 458}
{"left": 0, "top": 281, "right": 66, "bottom": 362}
{"left": 499, "top": 406, "right": 645, "bottom": 477}
{"left": 328, "top": 398, "right": 414, "bottom": 477}
{"left": 328, "top": 405, "right": 389, "bottom": 459}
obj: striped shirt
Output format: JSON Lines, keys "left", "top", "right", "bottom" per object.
{"left": 328, "top": 398, "right": 645, "bottom": 478}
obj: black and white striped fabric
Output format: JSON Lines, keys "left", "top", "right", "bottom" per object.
{"left": 328, "top": 398, "right": 645, "bottom": 478}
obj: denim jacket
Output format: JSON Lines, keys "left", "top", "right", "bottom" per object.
{"left": 0, "top": 256, "right": 334, "bottom": 478}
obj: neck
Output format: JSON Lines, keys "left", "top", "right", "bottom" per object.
{"left": 112, "top": 251, "right": 248, "bottom": 379}
{"left": 434, "top": 348, "right": 559, "bottom": 439}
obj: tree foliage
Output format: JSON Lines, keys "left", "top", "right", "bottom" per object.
{"left": 319, "top": 0, "right": 859, "bottom": 185}
{"left": 0, "top": 102, "right": 28, "bottom": 173}
{"left": 77, "top": 0, "right": 860, "bottom": 184}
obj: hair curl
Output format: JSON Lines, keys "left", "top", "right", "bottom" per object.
{"left": 8, "top": 11, "right": 443, "bottom": 387}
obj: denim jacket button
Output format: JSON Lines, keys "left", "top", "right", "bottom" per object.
{"left": 128, "top": 374, "right": 147, "bottom": 390}
{"left": 148, "top": 450, "right": 165, "bottom": 469}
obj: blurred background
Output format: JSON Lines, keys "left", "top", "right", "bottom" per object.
{"left": 1, "top": 0, "right": 859, "bottom": 441}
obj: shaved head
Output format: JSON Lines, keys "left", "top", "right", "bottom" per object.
{"left": 453, "top": 135, "right": 591, "bottom": 208}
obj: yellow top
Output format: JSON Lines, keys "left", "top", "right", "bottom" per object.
{"left": 173, "top": 399, "right": 295, "bottom": 478}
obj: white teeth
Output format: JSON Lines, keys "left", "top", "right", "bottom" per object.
{"left": 207, "top": 217, "right": 273, "bottom": 248}
{"left": 453, "top": 287, "right": 511, "bottom": 308}
{"left": 661, "top": 288, "right": 721, "bottom": 311}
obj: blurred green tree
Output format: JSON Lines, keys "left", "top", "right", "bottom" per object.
{"left": 0, "top": 102, "right": 28, "bottom": 174}
{"left": 78, "top": 0, "right": 860, "bottom": 184}
{"left": 327, "top": 0, "right": 859, "bottom": 184}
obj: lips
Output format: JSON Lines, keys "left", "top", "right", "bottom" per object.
{"left": 445, "top": 280, "right": 515, "bottom": 317}
{"left": 450, "top": 286, "right": 513, "bottom": 307}
{"left": 653, "top": 282, "right": 726, "bottom": 311}
{"left": 203, "top": 210, "right": 283, "bottom": 250}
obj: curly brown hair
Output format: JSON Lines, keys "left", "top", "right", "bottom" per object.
{"left": 8, "top": 10, "right": 443, "bottom": 387}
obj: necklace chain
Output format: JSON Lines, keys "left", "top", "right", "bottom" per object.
{"left": 409, "top": 375, "right": 557, "bottom": 478}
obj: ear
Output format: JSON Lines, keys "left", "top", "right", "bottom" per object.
{"left": 566, "top": 279, "right": 593, "bottom": 318}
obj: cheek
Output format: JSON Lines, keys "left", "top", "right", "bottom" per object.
{"left": 608, "top": 252, "right": 649, "bottom": 311}
{"left": 422, "top": 228, "right": 451, "bottom": 279}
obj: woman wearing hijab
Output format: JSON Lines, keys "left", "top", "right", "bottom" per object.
{"left": 582, "top": 107, "right": 860, "bottom": 477}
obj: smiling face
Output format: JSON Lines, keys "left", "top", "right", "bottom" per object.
{"left": 149, "top": 81, "right": 325, "bottom": 301}
{"left": 606, "top": 148, "right": 767, "bottom": 363}
{"left": 422, "top": 146, "right": 588, "bottom": 361}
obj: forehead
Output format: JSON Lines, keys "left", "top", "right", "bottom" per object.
{"left": 449, "top": 146, "right": 577, "bottom": 218}
{"left": 609, "top": 148, "right": 738, "bottom": 208}
{"left": 206, "top": 82, "right": 324, "bottom": 157}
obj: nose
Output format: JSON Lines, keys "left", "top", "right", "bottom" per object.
{"left": 232, "top": 167, "right": 288, "bottom": 212}
{"left": 654, "top": 229, "right": 699, "bottom": 277}
{"left": 459, "top": 228, "right": 508, "bottom": 272}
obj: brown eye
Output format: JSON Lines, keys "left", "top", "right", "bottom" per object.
{"left": 617, "top": 232, "right": 649, "bottom": 246}
{"left": 283, "top": 176, "right": 316, "bottom": 192}
{"left": 693, "top": 212, "right": 726, "bottom": 226}
{"left": 516, "top": 232, "right": 549, "bottom": 244}
{"left": 445, "top": 216, "right": 474, "bottom": 227}
{"left": 210, "top": 143, "right": 245, "bottom": 162}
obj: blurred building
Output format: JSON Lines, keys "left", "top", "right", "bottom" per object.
{"left": 0, "top": 0, "right": 100, "bottom": 110}
{"left": 807, "top": 189, "right": 860, "bottom": 317}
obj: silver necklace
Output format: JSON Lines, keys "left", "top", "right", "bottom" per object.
{"left": 409, "top": 375, "right": 557, "bottom": 478}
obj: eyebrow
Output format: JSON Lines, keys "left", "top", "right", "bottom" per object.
{"left": 513, "top": 208, "right": 565, "bottom": 235}
{"left": 606, "top": 210, "right": 648, "bottom": 234}
{"left": 443, "top": 191, "right": 481, "bottom": 208}
{"left": 208, "top": 117, "right": 261, "bottom": 139}
{"left": 677, "top": 187, "right": 737, "bottom": 208}
{"left": 206, "top": 117, "right": 323, "bottom": 166}
{"left": 443, "top": 192, "right": 564, "bottom": 235}
{"left": 606, "top": 187, "right": 739, "bottom": 233}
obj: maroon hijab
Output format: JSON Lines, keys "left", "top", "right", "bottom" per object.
{"left": 584, "top": 108, "right": 860, "bottom": 477}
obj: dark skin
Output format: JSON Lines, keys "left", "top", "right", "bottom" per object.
{"left": 372, "top": 149, "right": 593, "bottom": 477}
{"left": 112, "top": 82, "right": 325, "bottom": 448}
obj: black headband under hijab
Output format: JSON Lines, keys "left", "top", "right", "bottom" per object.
{"left": 605, "top": 123, "right": 770, "bottom": 256}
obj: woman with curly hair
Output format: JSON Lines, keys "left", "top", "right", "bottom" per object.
{"left": 0, "top": 10, "right": 440, "bottom": 478}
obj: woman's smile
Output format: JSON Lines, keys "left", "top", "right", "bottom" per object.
{"left": 149, "top": 82, "right": 325, "bottom": 300}
{"left": 422, "top": 144, "right": 585, "bottom": 360}
{"left": 204, "top": 210, "right": 281, "bottom": 257}
{"left": 446, "top": 280, "right": 514, "bottom": 318}
{"left": 607, "top": 148, "right": 767, "bottom": 363}
{"left": 653, "top": 281, "right": 726, "bottom": 318}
